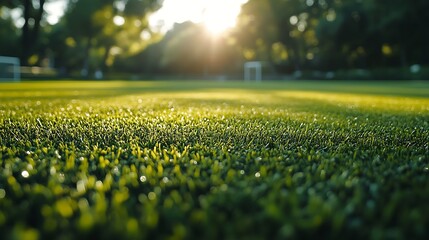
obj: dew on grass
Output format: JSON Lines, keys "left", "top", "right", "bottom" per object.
{"left": 140, "top": 176, "right": 147, "bottom": 182}
{"left": 78, "top": 198, "right": 89, "bottom": 210}
{"left": 77, "top": 180, "right": 86, "bottom": 192}
{"left": 21, "top": 170, "right": 29, "bottom": 178}
{"left": 58, "top": 173, "right": 65, "bottom": 182}
{"left": 95, "top": 180, "right": 103, "bottom": 189}
{"left": 1, "top": 81, "right": 428, "bottom": 237}
{"left": 55, "top": 150, "right": 61, "bottom": 159}
{"left": 148, "top": 192, "right": 156, "bottom": 200}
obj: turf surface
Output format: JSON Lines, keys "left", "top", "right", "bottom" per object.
{"left": 0, "top": 80, "right": 428, "bottom": 239}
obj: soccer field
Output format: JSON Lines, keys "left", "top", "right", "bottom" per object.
{"left": 0, "top": 80, "right": 428, "bottom": 239}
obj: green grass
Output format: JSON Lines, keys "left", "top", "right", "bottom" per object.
{"left": 0, "top": 80, "right": 428, "bottom": 239}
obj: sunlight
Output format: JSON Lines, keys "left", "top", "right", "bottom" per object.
{"left": 149, "top": 0, "right": 248, "bottom": 35}
{"left": 201, "top": 0, "right": 243, "bottom": 35}
{"left": 44, "top": 0, "right": 67, "bottom": 25}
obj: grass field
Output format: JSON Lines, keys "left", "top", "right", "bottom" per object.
{"left": 0, "top": 80, "right": 428, "bottom": 239}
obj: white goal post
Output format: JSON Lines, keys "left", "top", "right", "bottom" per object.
{"left": 244, "top": 61, "right": 262, "bottom": 82}
{"left": 0, "top": 56, "right": 21, "bottom": 82}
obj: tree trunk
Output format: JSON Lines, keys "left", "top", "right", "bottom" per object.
{"left": 20, "top": 0, "right": 46, "bottom": 66}
{"left": 21, "top": 0, "right": 31, "bottom": 65}
{"left": 102, "top": 45, "right": 112, "bottom": 73}
{"left": 400, "top": 46, "right": 408, "bottom": 68}
{"left": 32, "top": 0, "right": 46, "bottom": 44}
{"left": 82, "top": 37, "right": 93, "bottom": 78}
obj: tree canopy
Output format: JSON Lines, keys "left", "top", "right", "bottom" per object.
{"left": 0, "top": 0, "right": 428, "bottom": 78}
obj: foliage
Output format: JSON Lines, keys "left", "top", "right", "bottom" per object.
{"left": 235, "top": 0, "right": 429, "bottom": 73}
{"left": 0, "top": 81, "right": 428, "bottom": 239}
{"left": 0, "top": 0, "right": 48, "bottom": 65}
{"left": 60, "top": 0, "right": 161, "bottom": 75}
{"left": 0, "top": 0, "right": 161, "bottom": 75}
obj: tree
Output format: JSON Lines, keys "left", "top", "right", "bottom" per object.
{"left": 235, "top": 0, "right": 429, "bottom": 72}
{"left": 366, "top": 0, "right": 429, "bottom": 66}
{"left": 62, "top": 0, "right": 162, "bottom": 76}
{"left": 315, "top": 0, "right": 429, "bottom": 69}
{"left": 1, "top": 0, "right": 49, "bottom": 65}
{"left": 316, "top": 0, "right": 371, "bottom": 69}
{"left": 235, "top": 0, "right": 322, "bottom": 73}
{"left": 234, "top": 0, "right": 278, "bottom": 62}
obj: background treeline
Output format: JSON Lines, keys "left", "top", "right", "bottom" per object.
{"left": 1, "top": 0, "right": 429, "bottom": 80}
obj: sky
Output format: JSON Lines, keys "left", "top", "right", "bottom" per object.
{"left": 43, "top": 0, "right": 248, "bottom": 34}
{"left": 149, "top": 0, "right": 248, "bottom": 34}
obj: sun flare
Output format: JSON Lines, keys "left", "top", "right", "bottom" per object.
{"left": 201, "top": 1, "right": 242, "bottom": 35}
{"left": 149, "top": 0, "right": 248, "bottom": 35}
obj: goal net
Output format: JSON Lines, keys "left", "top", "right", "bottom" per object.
{"left": 0, "top": 56, "right": 21, "bottom": 81}
{"left": 244, "top": 61, "right": 262, "bottom": 82}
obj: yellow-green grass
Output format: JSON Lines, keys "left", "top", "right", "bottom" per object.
{"left": 0, "top": 80, "right": 428, "bottom": 239}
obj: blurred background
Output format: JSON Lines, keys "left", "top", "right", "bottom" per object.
{"left": 1, "top": 0, "right": 429, "bottom": 80}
